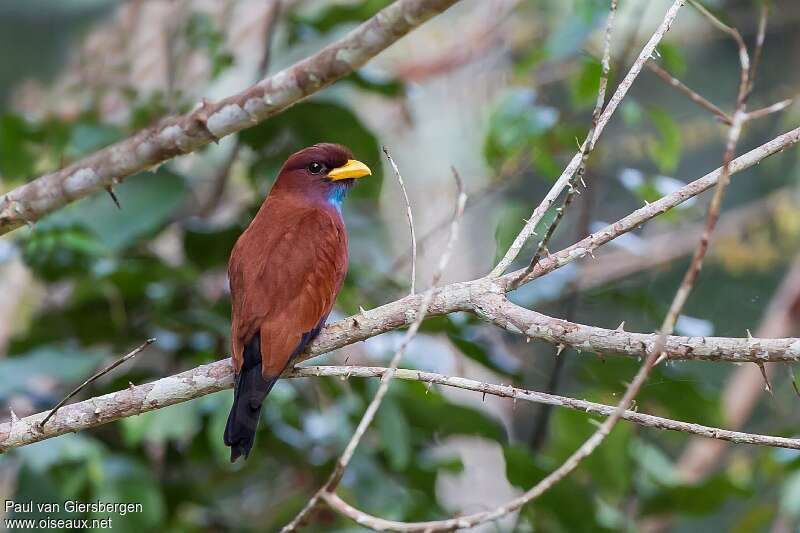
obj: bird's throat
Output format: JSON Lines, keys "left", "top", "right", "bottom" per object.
{"left": 326, "top": 180, "right": 353, "bottom": 212}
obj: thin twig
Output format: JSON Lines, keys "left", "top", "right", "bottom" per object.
{"left": 645, "top": 61, "right": 733, "bottom": 124}
{"left": 38, "top": 339, "right": 156, "bottom": 429}
{"left": 291, "top": 365, "right": 800, "bottom": 449}
{"left": 748, "top": 0, "right": 769, "bottom": 96}
{"left": 745, "top": 98, "right": 792, "bottom": 121}
{"left": 313, "top": 350, "right": 800, "bottom": 531}
{"left": 383, "top": 146, "right": 418, "bottom": 294}
{"left": 281, "top": 170, "right": 467, "bottom": 532}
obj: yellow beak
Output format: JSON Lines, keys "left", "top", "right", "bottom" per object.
{"left": 327, "top": 159, "right": 372, "bottom": 181}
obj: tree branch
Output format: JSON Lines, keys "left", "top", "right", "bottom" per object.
{"left": 0, "top": 0, "right": 462, "bottom": 235}
{"left": 7, "top": 283, "right": 800, "bottom": 452}
{"left": 291, "top": 366, "right": 800, "bottom": 449}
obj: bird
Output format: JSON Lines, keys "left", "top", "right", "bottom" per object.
{"left": 224, "top": 143, "right": 371, "bottom": 462}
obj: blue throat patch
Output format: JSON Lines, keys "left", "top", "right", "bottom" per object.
{"left": 327, "top": 184, "right": 349, "bottom": 211}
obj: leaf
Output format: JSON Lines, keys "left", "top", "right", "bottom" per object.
{"left": 0, "top": 113, "right": 37, "bottom": 178}
{"left": 647, "top": 107, "right": 682, "bottom": 173}
{"left": 66, "top": 122, "right": 122, "bottom": 160}
{"left": 90, "top": 456, "right": 166, "bottom": 531}
{"left": 286, "top": 0, "right": 392, "bottom": 44}
{"left": 493, "top": 202, "right": 531, "bottom": 264}
{"left": 484, "top": 87, "right": 559, "bottom": 168}
{"left": 344, "top": 71, "right": 405, "bottom": 98}
{"left": 641, "top": 474, "right": 749, "bottom": 516}
{"left": 0, "top": 346, "right": 107, "bottom": 399}
{"left": 504, "top": 445, "right": 608, "bottom": 532}
{"left": 548, "top": 408, "right": 633, "bottom": 495}
{"left": 448, "top": 333, "right": 520, "bottom": 377}
{"left": 571, "top": 57, "right": 603, "bottom": 109}
{"left": 42, "top": 169, "right": 187, "bottom": 251}
{"left": 393, "top": 381, "right": 506, "bottom": 442}
{"left": 656, "top": 42, "right": 687, "bottom": 76}
{"left": 121, "top": 400, "right": 202, "bottom": 447}
{"left": 376, "top": 397, "right": 411, "bottom": 471}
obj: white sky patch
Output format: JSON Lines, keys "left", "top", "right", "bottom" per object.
{"left": 675, "top": 314, "right": 714, "bottom": 337}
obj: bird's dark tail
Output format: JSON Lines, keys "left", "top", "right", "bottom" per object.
{"left": 224, "top": 334, "right": 277, "bottom": 463}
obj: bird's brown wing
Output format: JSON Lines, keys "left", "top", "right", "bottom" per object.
{"left": 228, "top": 206, "right": 347, "bottom": 378}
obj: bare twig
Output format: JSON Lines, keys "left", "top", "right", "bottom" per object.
{"left": 748, "top": 0, "right": 769, "bottom": 96}
{"left": 281, "top": 170, "right": 467, "bottom": 532}
{"left": 490, "top": 0, "right": 685, "bottom": 277}
{"left": 645, "top": 61, "right": 733, "bottom": 124}
{"left": 383, "top": 146, "right": 418, "bottom": 294}
{"left": 746, "top": 98, "right": 792, "bottom": 121}
{"left": 38, "top": 339, "right": 156, "bottom": 429}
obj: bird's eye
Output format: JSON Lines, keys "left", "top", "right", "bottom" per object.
{"left": 308, "top": 162, "right": 324, "bottom": 175}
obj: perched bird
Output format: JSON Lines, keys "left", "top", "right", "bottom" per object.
{"left": 224, "top": 143, "right": 371, "bottom": 462}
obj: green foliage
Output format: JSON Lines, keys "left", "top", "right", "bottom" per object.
{"left": 185, "top": 12, "right": 234, "bottom": 79}
{"left": 484, "top": 87, "right": 559, "bottom": 170}
{"left": 657, "top": 42, "right": 688, "bottom": 76}
{"left": 647, "top": 107, "right": 683, "bottom": 173}
{"left": 286, "top": 0, "right": 393, "bottom": 44}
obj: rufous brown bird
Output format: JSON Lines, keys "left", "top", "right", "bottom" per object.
{"left": 224, "top": 143, "right": 371, "bottom": 462}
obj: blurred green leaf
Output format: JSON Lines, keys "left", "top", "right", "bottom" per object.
{"left": 394, "top": 381, "right": 506, "bottom": 442}
{"left": 185, "top": 12, "right": 234, "bottom": 79}
{"left": 121, "top": 401, "right": 202, "bottom": 446}
{"left": 504, "top": 444, "right": 609, "bottom": 532}
{"left": 493, "top": 202, "right": 531, "bottom": 265}
{"left": 40, "top": 169, "right": 187, "bottom": 251}
{"left": 571, "top": 57, "right": 602, "bottom": 109}
{"left": 376, "top": 397, "right": 411, "bottom": 471}
{"left": 0, "top": 113, "right": 37, "bottom": 178}
{"left": 287, "top": 0, "right": 392, "bottom": 44}
{"left": 641, "top": 474, "right": 749, "bottom": 516}
{"left": 0, "top": 346, "right": 106, "bottom": 398}
{"left": 656, "top": 42, "right": 687, "bottom": 76}
{"left": 91, "top": 456, "right": 166, "bottom": 531}
{"left": 484, "top": 87, "right": 558, "bottom": 168}
{"left": 344, "top": 71, "right": 405, "bottom": 98}
{"left": 647, "top": 107, "right": 682, "bottom": 173}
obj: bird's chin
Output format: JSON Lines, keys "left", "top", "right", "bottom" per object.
{"left": 335, "top": 178, "right": 357, "bottom": 189}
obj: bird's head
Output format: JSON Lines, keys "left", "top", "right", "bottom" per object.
{"left": 273, "top": 143, "right": 371, "bottom": 210}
